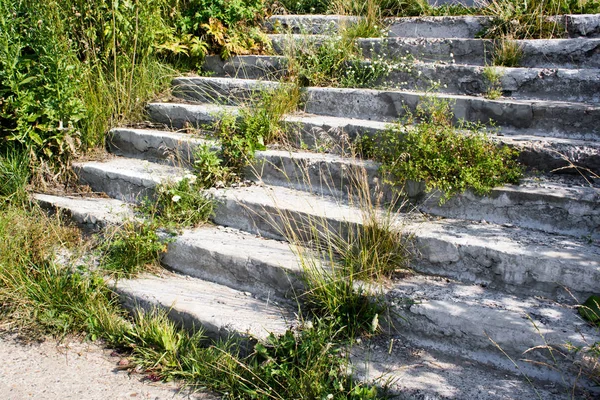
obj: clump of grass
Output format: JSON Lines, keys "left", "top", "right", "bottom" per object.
{"left": 195, "top": 83, "right": 301, "bottom": 187}
{"left": 492, "top": 38, "right": 524, "bottom": 67}
{"left": 0, "top": 147, "right": 30, "bottom": 205}
{"left": 100, "top": 220, "right": 169, "bottom": 277}
{"left": 482, "top": 66, "right": 504, "bottom": 99}
{"left": 368, "top": 96, "right": 523, "bottom": 203}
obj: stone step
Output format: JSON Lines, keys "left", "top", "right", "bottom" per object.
{"left": 161, "top": 225, "right": 304, "bottom": 300}
{"left": 35, "top": 192, "right": 591, "bottom": 393}
{"left": 73, "top": 157, "right": 188, "bottom": 203}
{"left": 33, "top": 193, "right": 134, "bottom": 231}
{"left": 265, "top": 14, "right": 361, "bottom": 34}
{"left": 200, "top": 54, "right": 600, "bottom": 104}
{"left": 115, "top": 270, "right": 294, "bottom": 342}
{"left": 109, "top": 127, "right": 600, "bottom": 239}
{"left": 387, "top": 274, "right": 599, "bottom": 384}
{"left": 147, "top": 102, "right": 600, "bottom": 175}
{"left": 202, "top": 55, "right": 286, "bottom": 80}
{"left": 385, "top": 14, "right": 600, "bottom": 39}
{"left": 172, "top": 76, "right": 600, "bottom": 141}
{"left": 210, "top": 184, "right": 600, "bottom": 301}
{"left": 353, "top": 339, "right": 582, "bottom": 399}
{"left": 357, "top": 36, "right": 600, "bottom": 69}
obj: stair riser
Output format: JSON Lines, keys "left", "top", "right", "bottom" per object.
{"left": 268, "top": 14, "right": 600, "bottom": 39}
{"left": 265, "top": 15, "right": 361, "bottom": 35}
{"left": 358, "top": 38, "right": 600, "bottom": 69}
{"left": 212, "top": 192, "right": 600, "bottom": 301}
{"left": 162, "top": 237, "right": 304, "bottom": 300}
{"left": 420, "top": 189, "right": 600, "bottom": 239}
{"left": 388, "top": 305, "right": 586, "bottom": 381}
{"left": 75, "top": 164, "right": 160, "bottom": 204}
{"left": 147, "top": 102, "right": 600, "bottom": 176}
{"left": 202, "top": 55, "right": 287, "bottom": 80}
{"left": 379, "top": 64, "right": 600, "bottom": 104}
{"left": 386, "top": 14, "right": 600, "bottom": 39}
{"left": 173, "top": 78, "right": 600, "bottom": 140}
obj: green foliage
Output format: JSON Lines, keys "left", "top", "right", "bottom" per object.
{"left": 277, "top": 0, "right": 330, "bottom": 14}
{"left": 580, "top": 295, "right": 600, "bottom": 325}
{"left": 286, "top": 30, "right": 402, "bottom": 88}
{"left": 101, "top": 221, "right": 169, "bottom": 277}
{"left": 482, "top": 66, "right": 504, "bottom": 99}
{"left": 370, "top": 96, "right": 523, "bottom": 203}
{"left": 140, "top": 176, "right": 215, "bottom": 227}
{"left": 0, "top": 0, "right": 86, "bottom": 168}
{"left": 491, "top": 38, "right": 524, "bottom": 67}
{"left": 0, "top": 147, "right": 30, "bottom": 205}
{"left": 249, "top": 323, "right": 379, "bottom": 399}
{"left": 194, "top": 84, "right": 300, "bottom": 187}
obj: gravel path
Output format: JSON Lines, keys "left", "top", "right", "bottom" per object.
{"left": 0, "top": 334, "right": 219, "bottom": 400}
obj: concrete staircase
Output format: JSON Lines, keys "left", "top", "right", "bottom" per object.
{"left": 36, "top": 13, "right": 600, "bottom": 399}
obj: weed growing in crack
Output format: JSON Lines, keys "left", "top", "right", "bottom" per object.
{"left": 482, "top": 0, "right": 600, "bottom": 40}
{"left": 194, "top": 83, "right": 301, "bottom": 186}
{"left": 482, "top": 66, "right": 504, "bottom": 100}
{"left": 282, "top": 22, "right": 407, "bottom": 89}
{"left": 139, "top": 175, "right": 215, "bottom": 228}
{"left": 492, "top": 38, "right": 524, "bottom": 67}
{"left": 0, "top": 147, "right": 30, "bottom": 206}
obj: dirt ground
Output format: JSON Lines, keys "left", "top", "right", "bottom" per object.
{"left": 0, "top": 334, "right": 219, "bottom": 400}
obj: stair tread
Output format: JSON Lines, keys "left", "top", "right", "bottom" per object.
{"left": 391, "top": 274, "right": 599, "bottom": 350}
{"left": 34, "top": 193, "right": 134, "bottom": 227}
{"left": 116, "top": 270, "right": 293, "bottom": 341}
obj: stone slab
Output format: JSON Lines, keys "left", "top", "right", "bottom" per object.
{"left": 34, "top": 193, "right": 134, "bottom": 230}
{"left": 162, "top": 225, "right": 304, "bottom": 300}
{"left": 115, "top": 271, "right": 293, "bottom": 341}
{"left": 358, "top": 37, "right": 600, "bottom": 68}
{"left": 74, "top": 157, "right": 188, "bottom": 203}
{"left": 265, "top": 15, "right": 361, "bottom": 34}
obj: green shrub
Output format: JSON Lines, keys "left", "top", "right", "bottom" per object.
{"left": 371, "top": 97, "right": 523, "bottom": 203}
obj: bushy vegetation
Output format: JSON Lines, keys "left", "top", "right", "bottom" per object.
{"left": 0, "top": 0, "right": 271, "bottom": 188}
{"left": 361, "top": 96, "right": 523, "bottom": 203}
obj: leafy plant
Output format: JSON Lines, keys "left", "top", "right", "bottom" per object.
{"left": 580, "top": 295, "right": 600, "bottom": 326}
{"left": 371, "top": 96, "right": 523, "bottom": 203}
{"left": 140, "top": 175, "right": 215, "bottom": 228}
{"left": 0, "top": 147, "right": 30, "bottom": 205}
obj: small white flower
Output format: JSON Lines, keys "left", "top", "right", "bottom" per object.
{"left": 172, "top": 195, "right": 181, "bottom": 203}
{"left": 184, "top": 173, "right": 197, "bottom": 184}
{"left": 327, "top": 395, "right": 334, "bottom": 399}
